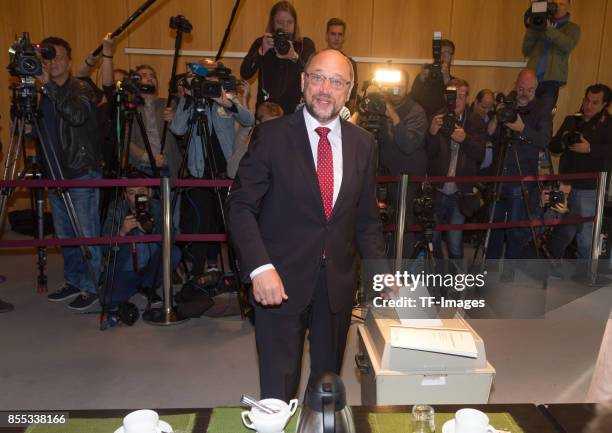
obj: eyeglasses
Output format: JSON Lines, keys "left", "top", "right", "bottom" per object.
{"left": 305, "top": 72, "right": 351, "bottom": 90}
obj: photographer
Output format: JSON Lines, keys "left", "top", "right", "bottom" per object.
{"left": 546, "top": 84, "right": 612, "bottom": 261}
{"left": 472, "top": 89, "right": 498, "bottom": 172}
{"left": 355, "top": 70, "right": 427, "bottom": 257}
{"left": 34, "top": 36, "right": 102, "bottom": 310}
{"left": 487, "top": 69, "right": 553, "bottom": 277}
{"left": 411, "top": 38, "right": 455, "bottom": 119}
{"left": 170, "top": 60, "right": 254, "bottom": 292}
{"left": 425, "top": 79, "right": 487, "bottom": 262}
{"left": 522, "top": 0, "right": 580, "bottom": 114}
{"left": 101, "top": 181, "right": 180, "bottom": 305}
{"left": 240, "top": 1, "right": 315, "bottom": 114}
{"left": 127, "top": 64, "right": 180, "bottom": 178}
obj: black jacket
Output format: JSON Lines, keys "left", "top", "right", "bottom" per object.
{"left": 375, "top": 96, "right": 428, "bottom": 176}
{"left": 425, "top": 108, "right": 487, "bottom": 192}
{"left": 490, "top": 97, "right": 552, "bottom": 177}
{"left": 411, "top": 73, "right": 454, "bottom": 120}
{"left": 226, "top": 109, "right": 385, "bottom": 314}
{"left": 40, "top": 76, "right": 101, "bottom": 178}
{"left": 550, "top": 110, "right": 612, "bottom": 189}
{"left": 240, "top": 37, "right": 316, "bottom": 115}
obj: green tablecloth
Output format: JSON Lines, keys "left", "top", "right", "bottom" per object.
{"left": 24, "top": 413, "right": 196, "bottom": 433}
{"left": 368, "top": 412, "right": 525, "bottom": 433}
{"left": 206, "top": 407, "right": 302, "bottom": 433}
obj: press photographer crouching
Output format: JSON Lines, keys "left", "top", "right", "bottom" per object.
{"left": 240, "top": 0, "right": 315, "bottom": 114}
{"left": 101, "top": 177, "right": 181, "bottom": 306}
{"left": 354, "top": 69, "right": 428, "bottom": 258}
{"left": 34, "top": 36, "right": 103, "bottom": 310}
{"left": 425, "top": 79, "right": 486, "bottom": 264}
{"left": 171, "top": 60, "right": 254, "bottom": 293}
{"left": 546, "top": 84, "right": 612, "bottom": 262}
{"left": 486, "top": 69, "right": 553, "bottom": 279}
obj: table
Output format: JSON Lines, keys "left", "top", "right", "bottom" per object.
{"left": 0, "top": 404, "right": 564, "bottom": 433}
{"left": 538, "top": 403, "right": 597, "bottom": 433}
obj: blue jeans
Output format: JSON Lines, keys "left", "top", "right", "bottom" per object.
{"left": 49, "top": 171, "right": 102, "bottom": 294}
{"left": 487, "top": 184, "right": 538, "bottom": 260}
{"left": 548, "top": 189, "right": 597, "bottom": 259}
{"left": 536, "top": 81, "right": 561, "bottom": 120}
{"left": 433, "top": 192, "right": 465, "bottom": 259}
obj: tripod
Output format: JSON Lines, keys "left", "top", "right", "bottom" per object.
{"left": 0, "top": 77, "right": 99, "bottom": 294}
{"left": 473, "top": 125, "right": 556, "bottom": 281}
{"left": 171, "top": 97, "right": 247, "bottom": 316}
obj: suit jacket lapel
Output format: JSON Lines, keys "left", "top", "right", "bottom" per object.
{"left": 288, "top": 111, "right": 327, "bottom": 220}
{"left": 329, "top": 119, "right": 353, "bottom": 222}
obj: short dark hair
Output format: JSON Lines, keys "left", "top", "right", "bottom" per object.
{"left": 585, "top": 83, "right": 612, "bottom": 105}
{"left": 441, "top": 39, "right": 455, "bottom": 54}
{"left": 256, "top": 102, "right": 284, "bottom": 121}
{"left": 476, "top": 89, "right": 494, "bottom": 102}
{"left": 327, "top": 18, "right": 346, "bottom": 32}
{"left": 41, "top": 36, "right": 71, "bottom": 59}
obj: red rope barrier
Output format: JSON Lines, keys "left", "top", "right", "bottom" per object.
{"left": 0, "top": 233, "right": 230, "bottom": 248}
{"left": 174, "top": 179, "right": 233, "bottom": 188}
{"left": 375, "top": 172, "right": 599, "bottom": 184}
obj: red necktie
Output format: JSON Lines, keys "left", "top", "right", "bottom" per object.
{"left": 315, "top": 127, "right": 334, "bottom": 220}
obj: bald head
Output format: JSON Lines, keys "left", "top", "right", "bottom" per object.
{"left": 304, "top": 48, "right": 354, "bottom": 82}
{"left": 515, "top": 68, "right": 538, "bottom": 106}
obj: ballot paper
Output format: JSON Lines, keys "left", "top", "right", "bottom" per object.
{"left": 389, "top": 326, "right": 478, "bottom": 358}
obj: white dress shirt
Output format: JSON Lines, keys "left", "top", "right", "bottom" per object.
{"left": 250, "top": 109, "right": 344, "bottom": 280}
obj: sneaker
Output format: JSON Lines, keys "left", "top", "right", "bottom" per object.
{"left": 48, "top": 285, "right": 81, "bottom": 302}
{"left": 68, "top": 292, "right": 99, "bottom": 311}
{"left": 149, "top": 291, "right": 163, "bottom": 308}
{"left": 0, "top": 298, "right": 14, "bottom": 313}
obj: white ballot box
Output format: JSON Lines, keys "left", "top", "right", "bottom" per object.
{"left": 356, "top": 308, "right": 495, "bottom": 404}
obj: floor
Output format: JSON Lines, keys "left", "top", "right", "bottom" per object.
{"left": 0, "top": 230, "right": 610, "bottom": 411}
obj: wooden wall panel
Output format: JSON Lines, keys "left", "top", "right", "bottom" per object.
{"left": 597, "top": 0, "right": 612, "bottom": 85}
{"left": 451, "top": 0, "right": 526, "bottom": 61}
{"left": 451, "top": 66, "right": 519, "bottom": 99}
{"left": 295, "top": 0, "right": 373, "bottom": 57}
{"left": 554, "top": 0, "right": 607, "bottom": 130}
{"left": 371, "top": 0, "right": 453, "bottom": 58}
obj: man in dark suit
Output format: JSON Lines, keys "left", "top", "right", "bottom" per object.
{"left": 226, "top": 49, "right": 386, "bottom": 400}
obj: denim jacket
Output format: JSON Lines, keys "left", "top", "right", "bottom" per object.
{"left": 170, "top": 96, "right": 254, "bottom": 177}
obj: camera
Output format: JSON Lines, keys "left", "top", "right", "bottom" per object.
{"left": 169, "top": 15, "right": 193, "bottom": 34}
{"left": 549, "top": 190, "right": 565, "bottom": 207}
{"left": 134, "top": 194, "right": 153, "bottom": 233}
{"left": 413, "top": 182, "right": 436, "bottom": 230}
{"left": 8, "top": 32, "right": 56, "bottom": 77}
{"left": 357, "top": 87, "right": 387, "bottom": 134}
{"left": 273, "top": 29, "right": 291, "bottom": 56}
{"left": 181, "top": 62, "right": 237, "bottom": 100}
{"left": 524, "top": 1, "right": 558, "bottom": 31}
{"left": 494, "top": 93, "right": 529, "bottom": 124}
{"left": 376, "top": 184, "right": 393, "bottom": 224}
{"left": 561, "top": 113, "right": 585, "bottom": 150}
{"left": 439, "top": 86, "right": 458, "bottom": 138}
{"left": 424, "top": 31, "right": 443, "bottom": 82}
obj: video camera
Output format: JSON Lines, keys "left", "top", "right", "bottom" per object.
{"left": 413, "top": 182, "right": 436, "bottom": 231}
{"left": 357, "top": 84, "right": 387, "bottom": 134}
{"left": 524, "top": 1, "right": 558, "bottom": 31}
{"left": 134, "top": 194, "right": 154, "bottom": 234}
{"left": 424, "top": 31, "right": 443, "bottom": 82}
{"left": 119, "top": 71, "right": 156, "bottom": 96}
{"left": 178, "top": 62, "right": 237, "bottom": 100}
{"left": 8, "top": 32, "right": 56, "bottom": 77}
{"left": 439, "top": 86, "right": 458, "bottom": 138}
{"left": 494, "top": 92, "right": 529, "bottom": 124}
{"left": 273, "top": 30, "right": 291, "bottom": 56}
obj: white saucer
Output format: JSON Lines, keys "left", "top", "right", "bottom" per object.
{"left": 113, "top": 420, "right": 173, "bottom": 433}
{"left": 442, "top": 419, "right": 495, "bottom": 433}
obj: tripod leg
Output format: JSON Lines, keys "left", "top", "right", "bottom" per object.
{"left": 0, "top": 119, "right": 26, "bottom": 231}
{"left": 134, "top": 110, "right": 159, "bottom": 177}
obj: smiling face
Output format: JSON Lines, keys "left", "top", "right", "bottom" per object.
{"left": 301, "top": 50, "right": 353, "bottom": 125}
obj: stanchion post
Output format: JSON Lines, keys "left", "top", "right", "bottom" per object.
{"left": 162, "top": 176, "right": 173, "bottom": 316}
{"left": 394, "top": 174, "right": 410, "bottom": 273}
{"left": 588, "top": 172, "right": 608, "bottom": 284}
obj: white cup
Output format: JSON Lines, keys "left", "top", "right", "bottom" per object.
{"left": 241, "top": 398, "right": 298, "bottom": 433}
{"left": 454, "top": 409, "right": 495, "bottom": 433}
{"left": 123, "top": 409, "right": 161, "bottom": 433}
